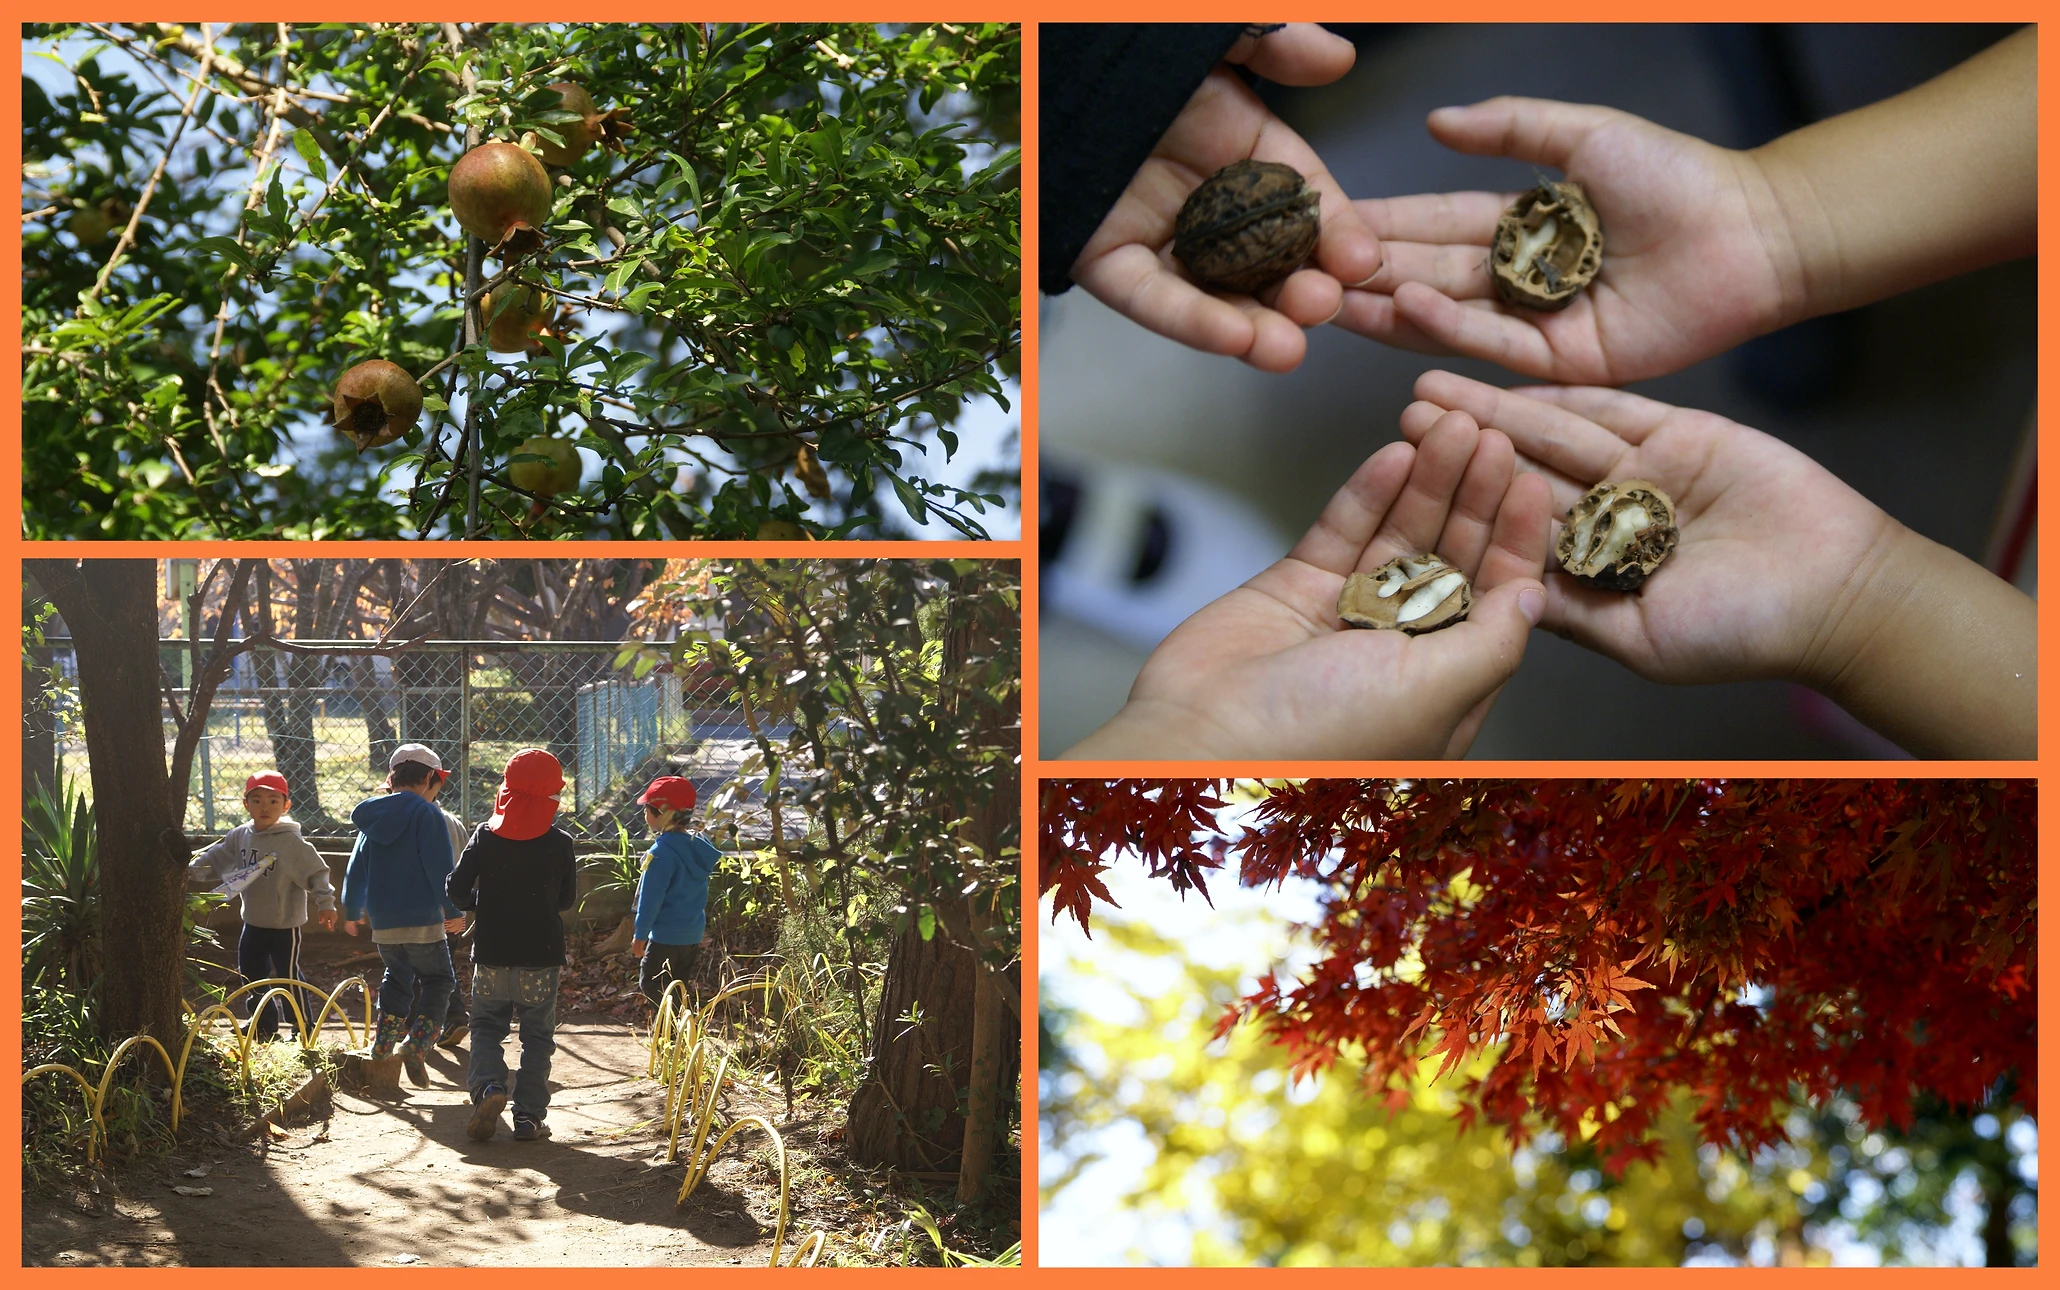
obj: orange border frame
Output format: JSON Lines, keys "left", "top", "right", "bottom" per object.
{"left": 6, "top": 9, "right": 2055, "bottom": 1279}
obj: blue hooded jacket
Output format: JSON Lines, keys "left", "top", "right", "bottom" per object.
{"left": 633, "top": 831, "right": 720, "bottom": 945}
{"left": 342, "top": 791, "right": 460, "bottom": 930}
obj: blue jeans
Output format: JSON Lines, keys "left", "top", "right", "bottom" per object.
{"left": 468, "top": 965, "right": 560, "bottom": 1121}
{"left": 376, "top": 940, "right": 455, "bottom": 1027}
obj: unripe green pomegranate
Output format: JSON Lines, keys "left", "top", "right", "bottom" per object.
{"left": 69, "top": 196, "right": 133, "bottom": 247}
{"left": 508, "top": 435, "right": 582, "bottom": 496}
{"left": 449, "top": 142, "right": 552, "bottom": 257}
{"left": 332, "top": 361, "right": 423, "bottom": 452}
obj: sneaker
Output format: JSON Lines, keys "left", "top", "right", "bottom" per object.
{"left": 467, "top": 1084, "right": 508, "bottom": 1141}
{"left": 436, "top": 1022, "right": 469, "bottom": 1051}
{"left": 511, "top": 1114, "right": 551, "bottom": 1142}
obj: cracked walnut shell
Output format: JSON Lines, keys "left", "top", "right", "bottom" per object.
{"left": 1337, "top": 555, "right": 1473, "bottom": 634}
{"left": 1173, "top": 160, "right": 1321, "bottom": 296}
{"left": 1490, "top": 179, "right": 1603, "bottom": 311}
{"left": 1557, "top": 479, "right": 1678, "bottom": 591}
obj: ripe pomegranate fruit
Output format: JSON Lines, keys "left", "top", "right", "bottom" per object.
{"left": 332, "top": 360, "right": 423, "bottom": 452}
{"left": 535, "top": 82, "right": 635, "bottom": 166}
{"left": 507, "top": 434, "right": 582, "bottom": 497}
{"left": 481, "top": 284, "right": 552, "bottom": 354}
{"left": 449, "top": 142, "right": 552, "bottom": 257}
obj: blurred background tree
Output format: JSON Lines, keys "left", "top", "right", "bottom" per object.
{"left": 23, "top": 22, "right": 1019, "bottom": 539}
{"left": 1041, "top": 916, "right": 2038, "bottom": 1266}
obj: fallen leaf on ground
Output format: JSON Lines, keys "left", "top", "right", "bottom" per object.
{"left": 182, "top": 1164, "right": 211, "bottom": 1178}
{"left": 171, "top": 1186, "right": 213, "bottom": 1198}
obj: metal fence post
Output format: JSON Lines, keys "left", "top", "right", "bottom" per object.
{"left": 200, "top": 733, "right": 215, "bottom": 832}
{"left": 459, "top": 646, "right": 473, "bottom": 826}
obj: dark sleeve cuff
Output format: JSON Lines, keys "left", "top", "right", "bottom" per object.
{"left": 1039, "top": 23, "right": 1246, "bottom": 295}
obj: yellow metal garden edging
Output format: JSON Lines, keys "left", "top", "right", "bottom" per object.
{"left": 27, "top": 975, "right": 371, "bottom": 1164}
{"left": 28, "top": 970, "right": 830, "bottom": 1267}
{"left": 644, "top": 976, "right": 826, "bottom": 1267}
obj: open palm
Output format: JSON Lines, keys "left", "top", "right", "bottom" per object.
{"left": 1337, "top": 99, "right": 1801, "bottom": 385}
{"left": 1401, "top": 371, "right": 1896, "bottom": 687}
{"left": 1104, "top": 410, "right": 1551, "bottom": 759}
{"left": 1070, "top": 29, "right": 1383, "bottom": 374}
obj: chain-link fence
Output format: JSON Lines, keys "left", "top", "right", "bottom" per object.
{"left": 34, "top": 639, "right": 782, "bottom": 842}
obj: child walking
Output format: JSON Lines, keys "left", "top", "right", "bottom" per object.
{"left": 393, "top": 744, "right": 474, "bottom": 1050}
{"left": 448, "top": 749, "right": 578, "bottom": 1142}
{"left": 188, "top": 772, "right": 337, "bottom": 1042}
{"left": 630, "top": 777, "right": 721, "bottom": 1009}
{"left": 341, "top": 748, "right": 465, "bottom": 1089}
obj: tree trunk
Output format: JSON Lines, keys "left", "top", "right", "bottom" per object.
{"left": 942, "top": 572, "right": 1021, "bottom": 1202}
{"left": 847, "top": 920, "right": 987, "bottom": 1173}
{"left": 353, "top": 653, "right": 397, "bottom": 774}
{"left": 246, "top": 564, "right": 331, "bottom": 827}
{"left": 22, "top": 582, "right": 57, "bottom": 804}
{"left": 28, "top": 559, "right": 189, "bottom": 1046}
{"left": 1982, "top": 1165, "right": 2019, "bottom": 1266}
{"left": 257, "top": 646, "right": 328, "bottom": 823}
{"left": 956, "top": 920, "right": 1003, "bottom": 1202}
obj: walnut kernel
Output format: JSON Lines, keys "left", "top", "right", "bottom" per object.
{"left": 1490, "top": 179, "right": 1603, "bottom": 311}
{"left": 1337, "top": 554, "right": 1473, "bottom": 634}
{"left": 1556, "top": 479, "right": 1678, "bottom": 591}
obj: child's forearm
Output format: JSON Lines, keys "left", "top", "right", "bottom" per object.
{"left": 1061, "top": 698, "right": 1235, "bottom": 761}
{"left": 1753, "top": 26, "right": 2034, "bottom": 324}
{"left": 1806, "top": 526, "right": 2035, "bottom": 759}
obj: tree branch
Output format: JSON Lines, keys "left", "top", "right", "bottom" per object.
{"left": 80, "top": 29, "right": 216, "bottom": 309}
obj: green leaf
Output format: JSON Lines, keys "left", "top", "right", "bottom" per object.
{"left": 190, "top": 236, "right": 252, "bottom": 270}
{"left": 292, "top": 129, "right": 327, "bottom": 181}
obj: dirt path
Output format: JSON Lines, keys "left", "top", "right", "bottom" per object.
{"left": 24, "top": 1020, "right": 823, "bottom": 1266}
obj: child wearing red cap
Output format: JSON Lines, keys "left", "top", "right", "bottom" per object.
{"left": 447, "top": 748, "right": 578, "bottom": 1142}
{"left": 630, "top": 776, "right": 721, "bottom": 1009}
{"left": 187, "top": 772, "right": 336, "bottom": 1042}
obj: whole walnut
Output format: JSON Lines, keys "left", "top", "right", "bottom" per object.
{"left": 1173, "top": 160, "right": 1320, "bottom": 296}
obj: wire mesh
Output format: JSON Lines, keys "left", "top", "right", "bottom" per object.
{"left": 41, "top": 639, "right": 772, "bottom": 841}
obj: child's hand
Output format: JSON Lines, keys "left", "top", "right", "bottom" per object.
{"left": 1401, "top": 371, "right": 1891, "bottom": 685}
{"left": 342, "top": 919, "right": 360, "bottom": 937}
{"left": 1400, "top": 371, "right": 2035, "bottom": 758}
{"left": 1062, "top": 408, "right": 1551, "bottom": 760}
{"left": 1069, "top": 25, "right": 1383, "bottom": 373}
{"left": 630, "top": 939, "right": 647, "bottom": 958}
{"left": 444, "top": 916, "right": 467, "bottom": 935}
{"left": 1335, "top": 99, "right": 1794, "bottom": 384}
{"left": 313, "top": 909, "right": 337, "bottom": 933}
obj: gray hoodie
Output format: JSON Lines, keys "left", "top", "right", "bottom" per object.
{"left": 188, "top": 818, "right": 336, "bottom": 930}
